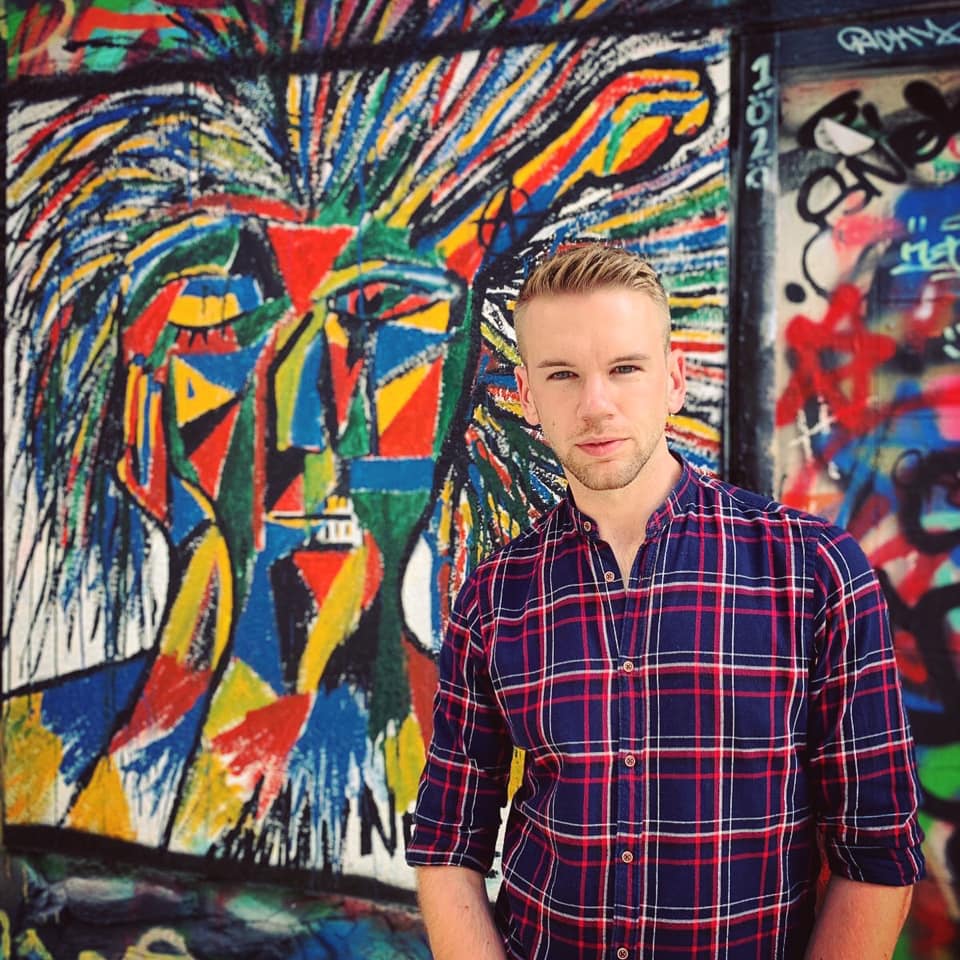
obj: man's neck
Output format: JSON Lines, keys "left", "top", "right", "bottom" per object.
{"left": 569, "top": 446, "right": 681, "bottom": 578}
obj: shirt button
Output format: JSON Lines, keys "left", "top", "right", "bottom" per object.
{"left": 622, "top": 660, "right": 634, "bottom": 673}
{"left": 583, "top": 520, "right": 592, "bottom": 531}
{"left": 604, "top": 570, "right": 615, "bottom": 583}
{"left": 621, "top": 850, "right": 634, "bottom": 863}
{"left": 623, "top": 754, "right": 636, "bottom": 768}
{"left": 617, "top": 949, "right": 630, "bottom": 959}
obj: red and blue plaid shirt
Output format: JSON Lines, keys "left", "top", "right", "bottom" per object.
{"left": 407, "top": 458, "right": 924, "bottom": 960}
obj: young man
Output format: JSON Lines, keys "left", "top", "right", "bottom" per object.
{"left": 406, "top": 244, "right": 924, "bottom": 960}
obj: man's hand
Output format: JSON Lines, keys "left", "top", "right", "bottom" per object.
{"left": 804, "top": 874, "right": 914, "bottom": 960}
{"left": 416, "top": 865, "right": 509, "bottom": 960}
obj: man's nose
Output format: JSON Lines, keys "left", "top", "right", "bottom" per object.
{"left": 577, "top": 373, "right": 616, "bottom": 419}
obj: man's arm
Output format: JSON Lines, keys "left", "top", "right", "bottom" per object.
{"left": 804, "top": 874, "right": 913, "bottom": 960}
{"left": 417, "top": 865, "right": 508, "bottom": 960}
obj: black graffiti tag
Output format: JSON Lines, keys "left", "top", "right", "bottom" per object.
{"left": 795, "top": 81, "right": 960, "bottom": 295}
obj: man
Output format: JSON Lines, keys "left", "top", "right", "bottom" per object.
{"left": 406, "top": 244, "right": 924, "bottom": 960}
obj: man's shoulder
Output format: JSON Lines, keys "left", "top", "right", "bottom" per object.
{"left": 471, "top": 500, "right": 567, "bottom": 578}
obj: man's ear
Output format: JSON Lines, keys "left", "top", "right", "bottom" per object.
{"left": 666, "top": 349, "right": 687, "bottom": 415}
{"left": 514, "top": 365, "right": 540, "bottom": 427}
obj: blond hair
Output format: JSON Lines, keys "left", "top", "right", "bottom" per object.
{"left": 513, "top": 243, "right": 671, "bottom": 353}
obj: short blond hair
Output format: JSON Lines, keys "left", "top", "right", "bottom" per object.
{"left": 513, "top": 243, "right": 670, "bottom": 353}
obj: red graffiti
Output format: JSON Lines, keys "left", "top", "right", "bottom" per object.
{"left": 776, "top": 283, "right": 897, "bottom": 431}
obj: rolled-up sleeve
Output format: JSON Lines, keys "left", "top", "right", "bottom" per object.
{"left": 406, "top": 571, "right": 513, "bottom": 874}
{"left": 808, "top": 526, "right": 925, "bottom": 886}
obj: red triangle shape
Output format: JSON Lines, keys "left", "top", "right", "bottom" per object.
{"left": 292, "top": 549, "right": 351, "bottom": 608}
{"left": 379, "top": 357, "right": 443, "bottom": 457}
{"left": 267, "top": 224, "right": 356, "bottom": 316}
{"left": 189, "top": 404, "right": 240, "bottom": 497}
{"left": 271, "top": 472, "right": 305, "bottom": 515}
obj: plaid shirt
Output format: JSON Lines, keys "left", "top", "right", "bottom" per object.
{"left": 407, "top": 458, "right": 924, "bottom": 960}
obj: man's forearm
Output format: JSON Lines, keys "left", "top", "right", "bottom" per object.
{"left": 416, "top": 865, "right": 508, "bottom": 960}
{"left": 804, "top": 874, "right": 913, "bottom": 960}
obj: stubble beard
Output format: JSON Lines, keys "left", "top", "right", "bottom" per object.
{"left": 559, "top": 425, "right": 666, "bottom": 493}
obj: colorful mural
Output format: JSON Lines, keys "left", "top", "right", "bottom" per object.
{"left": 776, "top": 67, "right": 960, "bottom": 958}
{"left": 4, "top": 0, "right": 736, "bottom": 83}
{"left": 4, "top": 21, "right": 729, "bottom": 903}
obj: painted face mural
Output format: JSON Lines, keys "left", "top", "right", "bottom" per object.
{"left": 5, "top": 36, "right": 729, "bottom": 883}
{"left": 776, "top": 68, "right": 960, "bottom": 954}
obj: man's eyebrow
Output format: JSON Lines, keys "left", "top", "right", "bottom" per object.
{"left": 535, "top": 353, "right": 652, "bottom": 369}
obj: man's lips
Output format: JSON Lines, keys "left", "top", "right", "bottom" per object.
{"left": 576, "top": 438, "right": 625, "bottom": 457}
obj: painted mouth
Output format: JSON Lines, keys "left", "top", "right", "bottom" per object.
{"left": 268, "top": 496, "right": 364, "bottom": 548}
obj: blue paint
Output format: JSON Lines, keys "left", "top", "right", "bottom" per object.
{"left": 373, "top": 324, "right": 448, "bottom": 386}
{"left": 349, "top": 457, "right": 435, "bottom": 491}
{"left": 39, "top": 654, "right": 150, "bottom": 783}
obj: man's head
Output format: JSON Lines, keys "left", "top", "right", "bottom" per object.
{"left": 511, "top": 243, "right": 685, "bottom": 500}
{"left": 513, "top": 243, "right": 671, "bottom": 360}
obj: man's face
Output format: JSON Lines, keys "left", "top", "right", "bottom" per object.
{"left": 514, "top": 287, "right": 685, "bottom": 499}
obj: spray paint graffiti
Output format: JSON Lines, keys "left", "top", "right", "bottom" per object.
{"left": 777, "top": 68, "right": 960, "bottom": 957}
{"left": 4, "top": 23, "right": 729, "bottom": 896}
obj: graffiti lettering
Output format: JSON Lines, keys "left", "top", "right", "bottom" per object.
{"left": 744, "top": 53, "right": 776, "bottom": 190}
{"left": 837, "top": 18, "right": 960, "bottom": 57}
{"left": 892, "top": 213, "right": 960, "bottom": 280}
{"left": 795, "top": 81, "right": 960, "bottom": 292}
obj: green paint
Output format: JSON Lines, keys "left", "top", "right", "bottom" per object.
{"left": 916, "top": 742, "right": 960, "bottom": 798}
{"left": 234, "top": 297, "right": 289, "bottom": 348}
{"left": 164, "top": 382, "right": 201, "bottom": 489}
{"left": 216, "top": 390, "right": 257, "bottom": 601}
{"left": 124, "top": 224, "right": 239, "bottom": 323}
{"left": 339, "top": 392, "right": 370, "bottom": 459}
{"left": 433, "top": 319, "right": 472, "bottom": 459}
{"left": 353, "top": 490, "right": 431, "bottom": 737}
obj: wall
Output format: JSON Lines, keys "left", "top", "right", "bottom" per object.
{"left": 2, "top": 1, "right": 957, "bottom": 958}
{"left": 771, "top": 37, "right": 960, "bottom": 960}
{"left": 3, "top": 2, "right": 729, "bottom": 956}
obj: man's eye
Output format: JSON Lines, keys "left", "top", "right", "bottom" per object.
{"left": 547, "top": 370, "right": 575, "bottom": 381}
{"left": 612, "top": 365, "right": 640, "bottom": 374}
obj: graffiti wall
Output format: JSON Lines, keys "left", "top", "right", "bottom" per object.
{"left": 775, "top": 62, "right": 960, "bottom": 958}
{"left": 3, "top": 8, "right": 730, "bottom": 946}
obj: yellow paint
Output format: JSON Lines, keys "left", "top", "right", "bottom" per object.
{"left": 287, "top": 75, "right": 302, "bottom": 159}
{"left": 376, "top": 57, "right": 438, "bottom": 140}
{"left": 14, "top": 930, "right": 53, "bottom": 960}
{"left": 404, "top": 300, "right": 450, "bottom": 333}
{"left": 126, "top": 214, "right": 216, "bottom": 268}
{"left": 304, "top": 447, "right": 337, "bottom": 511}
{"left": 37, "top": 253, "right": 115, "bottom": 338}
{"left": 274, "top": 312, "right": 326, "bottom": 448}
{"left": 170, "top": 356, "right": 237, "bottom": 427}
{"left": 376, "top": 363, "right": 431, "bottom": 433}
{"left": 204, "top": 659, "right": 275, "bottom": 739}
{"left": 324, "top": 74, "right": 362, "bottom": 154}
{"left": 291, "top": 0, "right": 307, "bottom": 52}
{"left": 79, "top": 953, "right": 108, "bottom": 960}
{"left": 383, "top": 714, "right": 426, "bottom": 812}
{"left": 2, "top": 910, "right": 10, "bottom": 960}
{"left": 608, "top": 117, "right": 667, "bottom": 176}
{"left": 437, "top": 196, "right": 490, "bottom": 261}
{"left": 298, "top": 544, "right": 369, "bottom": 691}
{"left": 3, "top": 696, "right": 61, "bottom": 823}
{"left": 170, "top": 750, "right": 245, "bottom": 854}
{"left": 68, "top": 756, "right": 134, "bottom": 840}
{"left": 507, "top": 747, "right": 526, "bottom": 800}
{"left": 124, "top": 928, "right": 193, "bottom": 959}
{"left": 29, "top": 237, "right": 62, "bottom": 291}
{"left": 71, "top": 167, "right": 160, "bottom": 212}
{"left": 669, "top": 294, "right": 725, "bottom": 309}
{"left": 64, "top": 119, "right": 128, "bottom": 162}
{"left": 168, "top": 291, "right": 244, "bottom": 329}
{"left": 324, "top": 312, "right": 348, "bottom": 348}
{"left": 668, "top": 413, "right": 720, "bottom": 444}
{"left": 384, "top": 168, "right": 445, "bottom": 229}
{"left": 459, "top": 47, "right": 556, "bottom": 156}
{"left": 159, "top": 524, "right": 233, "bottom": 667}
{"left": 8, "top": 140, "right": 71, "bottom": 204}
{"left": 677, "top": 97, "right": 710, "bottom": 135}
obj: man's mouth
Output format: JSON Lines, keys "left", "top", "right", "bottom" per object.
{"left": 577, "top": 438, "right": 625, "bottom": 457}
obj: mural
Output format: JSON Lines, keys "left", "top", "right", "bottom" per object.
{"left": 776, "top": 67, "right": 960, "bottom": 957}
{"left": 4, "top": 0, "right": 736, "bottom": 82}
{"left": 4, "top": 21, "right": 729, "bottom": 904}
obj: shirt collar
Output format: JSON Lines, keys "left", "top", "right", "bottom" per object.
{"left": 562, "top": 453, "right": 701, "bottom": 542}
